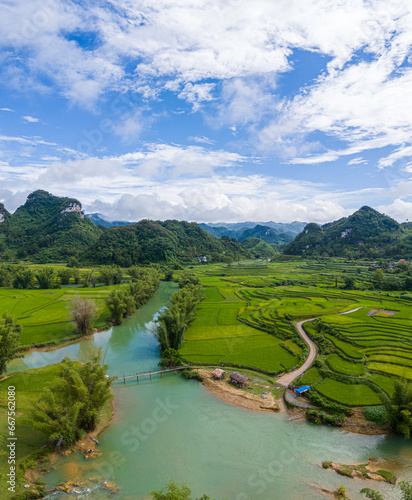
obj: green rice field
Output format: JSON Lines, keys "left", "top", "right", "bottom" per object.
{"left": 179, "top": 258, "right": 412, "bottom": 406}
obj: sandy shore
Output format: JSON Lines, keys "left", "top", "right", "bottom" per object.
{"left": 197, "top": 368, "right": 283, "bottom": 413}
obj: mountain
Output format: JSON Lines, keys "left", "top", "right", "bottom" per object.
{"left": 85, "top": 213, "right": 135, "bottom": 228}
{"left": 0, "top": 190, "right": 102, "bottom": 262}
{"left": 240, "top": 237, "right": 278, "bottom": 259}
{"left": 82, "top": 219, "right": 249, "bottom": 266}
{"left": 199, "top": 221, "right": 306, "bottom": 244}
{"left": 283, "top": 206, "right": 411, "bottom": 259}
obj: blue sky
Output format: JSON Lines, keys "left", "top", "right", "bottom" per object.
{"left": 1, "top": 0, "right": 412, "bottom": 223}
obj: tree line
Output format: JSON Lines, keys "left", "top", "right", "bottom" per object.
{"left": 104, "top": 267, "right": 161, "bottom": 324}
{"left": 0, "top": 263, "right": 162, "bottom": 290}
{"left": 155, "top": 272, "right": 203, "bottom": 357}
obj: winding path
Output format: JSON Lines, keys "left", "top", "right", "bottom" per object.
{"left": 276, "top": 307, "right": 363, "bottom": 387}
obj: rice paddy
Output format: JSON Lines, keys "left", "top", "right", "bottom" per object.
{"left": 180, "top": 258, "right": 412, "bottom": 406}
{"left": 0, "top": 285, "right": 126, "bottom": 348}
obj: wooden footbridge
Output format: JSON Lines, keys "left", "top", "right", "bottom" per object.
{"left": 116, "top": 366, "right": 190, "bottom": 385}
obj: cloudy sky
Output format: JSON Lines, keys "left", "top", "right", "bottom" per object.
{"left": 1, "top": 0, "right": 412, "bottom": 223}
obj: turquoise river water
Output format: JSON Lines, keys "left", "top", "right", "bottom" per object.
{"left": 8, "top": 282, "right": 412, "bottom": 500}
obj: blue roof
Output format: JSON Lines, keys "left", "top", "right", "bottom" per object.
{"left": 295, "top": 385, "right": 311, "bottom": 394}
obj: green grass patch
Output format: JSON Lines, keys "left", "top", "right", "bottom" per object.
{"left": 315, "top": 379, "right": 381, "bottom": 406}
{"left": 326, "top": 354, "right": 365, "bottom": 376}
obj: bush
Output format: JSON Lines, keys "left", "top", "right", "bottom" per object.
{"left": 307, "top": 409, "right": 345, "bottom": 426}
{"left": 181, "top": 368, "right": 203, "bottom": 382}
{"left": 363, "top": 406, "right": 388, "bottom": 425}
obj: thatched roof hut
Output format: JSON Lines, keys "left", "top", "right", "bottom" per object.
{"left": 230, "top": 372, "right": 249, "bottom": 387}
{"left": 211, "top": 369, "right": 225, "bottom": 379}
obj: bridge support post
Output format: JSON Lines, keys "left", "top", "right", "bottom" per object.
{"left": 136, "top": 374, "right": 139, "bottom": 382}
{"left": 123, "top": 376, "right": 126, "bottom": 385}
{"left": 150, "top": 373, "right": 152, "bottom": 381}
{"left": 161, "top": 372, "right": 163, "bottom": 378}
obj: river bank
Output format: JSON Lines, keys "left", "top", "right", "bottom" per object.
{"left": 196, "top": 367, "right": 389, "bottom": 436}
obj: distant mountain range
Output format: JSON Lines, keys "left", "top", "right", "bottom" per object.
{"left": 86, "top": 213, "right": 306, "bottom": 245}
{"left": 284, "top": 206, "right": 412, "bottom": 259}
{"left": 2, "top": 193, "right": 411, "bottom": 264}
{"left": 86, "top": 213, "right": 134, "bottom": 228}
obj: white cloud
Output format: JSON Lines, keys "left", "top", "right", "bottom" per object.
{"left": 0, "top": 107, "right": 14, "bottom": 112}
{"left": 378, "top": 145, "right": 412, "bottom": 169}
{"left": 377, "top": 199, "right": 412, "bottom": 222}
{"left": 22, "top": 115, "right": 40, "bottom": 123}
{"left": 348, "top": 157, "right": 367, "bottom": 166}
{"left": 177, "top": 83, "right": 215, "bottom": 111}
{"left": 188, "top": 136, "right": 215, "bottom": 145}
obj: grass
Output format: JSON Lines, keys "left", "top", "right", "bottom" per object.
{"left": 298, "top": 367, "right": 324, "bottom": 386}
{"left": 315, "top": 378, "right": 381, "bottom": 406}
{"left": 0, "top": 284, "right": 131, "bottom": 348}
{"left": 326, "top": 354, "right": 365, "bottom": 375}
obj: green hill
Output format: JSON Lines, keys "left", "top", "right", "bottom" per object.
{"left": 82, "top": 219, "right": 249, "bottom": 266}
{"left": 0, "top": 190, "right": 102, "bottom": 262}
{"left": 240, "top": 237, "right": 278, "bottom": 258}
{"left": 283, "top": 206, "right": 412, "bottom": 259}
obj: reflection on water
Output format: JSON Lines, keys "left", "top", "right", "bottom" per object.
{"left": 10, "top": 283, "right": 412, "bottom": 500}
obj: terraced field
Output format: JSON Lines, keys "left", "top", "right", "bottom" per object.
{"left": 181, "top": 259, "right": 412, "bottom": 406}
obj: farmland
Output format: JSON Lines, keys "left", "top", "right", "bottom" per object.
{"left": 179, "top": 258, "right": 412, "bottom": 406}
{"left": 0, "top": 286, "right": 130, "bottom": 349}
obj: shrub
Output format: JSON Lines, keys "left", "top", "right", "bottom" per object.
{"left": 363, "top": 406, "right": 388, "bottom": 425}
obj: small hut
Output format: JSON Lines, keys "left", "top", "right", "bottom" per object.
{"left": 211, "top": 368, "right": 225, "bottom": 380}
{"left": 230, "top": 372, "right": 249, "bottom": 388}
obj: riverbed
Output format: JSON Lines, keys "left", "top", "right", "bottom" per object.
{"left": 9, "top": 283, "right": 412, "bottom": 499}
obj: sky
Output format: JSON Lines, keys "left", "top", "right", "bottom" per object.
{"left": 1, "top": 0, "right": 412, "bottom": 224}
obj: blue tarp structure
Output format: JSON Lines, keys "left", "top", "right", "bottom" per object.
{"left": 295, "top": 385, "right": 311, "bottom": 394}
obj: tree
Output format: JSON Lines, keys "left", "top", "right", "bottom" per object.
{"left": 69, "top": 297, "right": 99, "bottom": 336}
{"left": 12, "top": 267, "right": 34, "bottom": 289}
{"left": 360, "top": 488, "right": 385, "bottom": 500}
{"left": 74, "top": 347, "right": 112, "bottom": 431}
{"left": 383, "top": 380, "right": 412, "bottom": 437}
{"left": 159, "top": 348, "right": 182, "bottom": 368}
{"left": 36, "top": 266, "right": 55, "bottom": 289}
{"left": 67, "top": 256, "right": 80, "bottom": 268}
{"left": 106, "top": 290, "right": 127, "bottom": 324}
{"left": 178, "top": 271, "right": 200, "bottom": 288}
{"left": 30, "top": 348, "right": 112, "bottom": 448}
{"left": 155, "top": 285, "right": 203, "bottom": 351}
{"left": 0, "top": 314, "right": 21, "bottom": 375}
{"left": 98, "top": 265, "right": 123, "bottom": 286}
{"left": 0, "top": 265, "right": 12, "bottom": 287}
{"left": 342, "top": 276, "right": 356, "bottom": 290}
{"left": 58, "top": 268, "right": 72, "bottom": 285}
{"left": 371, "top": 269, "right": 384, "bottom": 289}
{"left": 150, "top": 481, "right": 212, "bottom": 500}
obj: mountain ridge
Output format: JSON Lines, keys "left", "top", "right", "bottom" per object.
{"left": 283, "top": 206, "right": 411, "bottom": 259}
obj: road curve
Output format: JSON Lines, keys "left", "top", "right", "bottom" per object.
{"left": 275, "top": 307, "right": 363, "bottom": 387}
{"left": 276, "top": 318, "right": 317, "bottom": 387}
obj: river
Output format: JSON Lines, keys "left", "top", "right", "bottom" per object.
{"left": 8, "top": 282, "right": 412, "bottom": 499}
